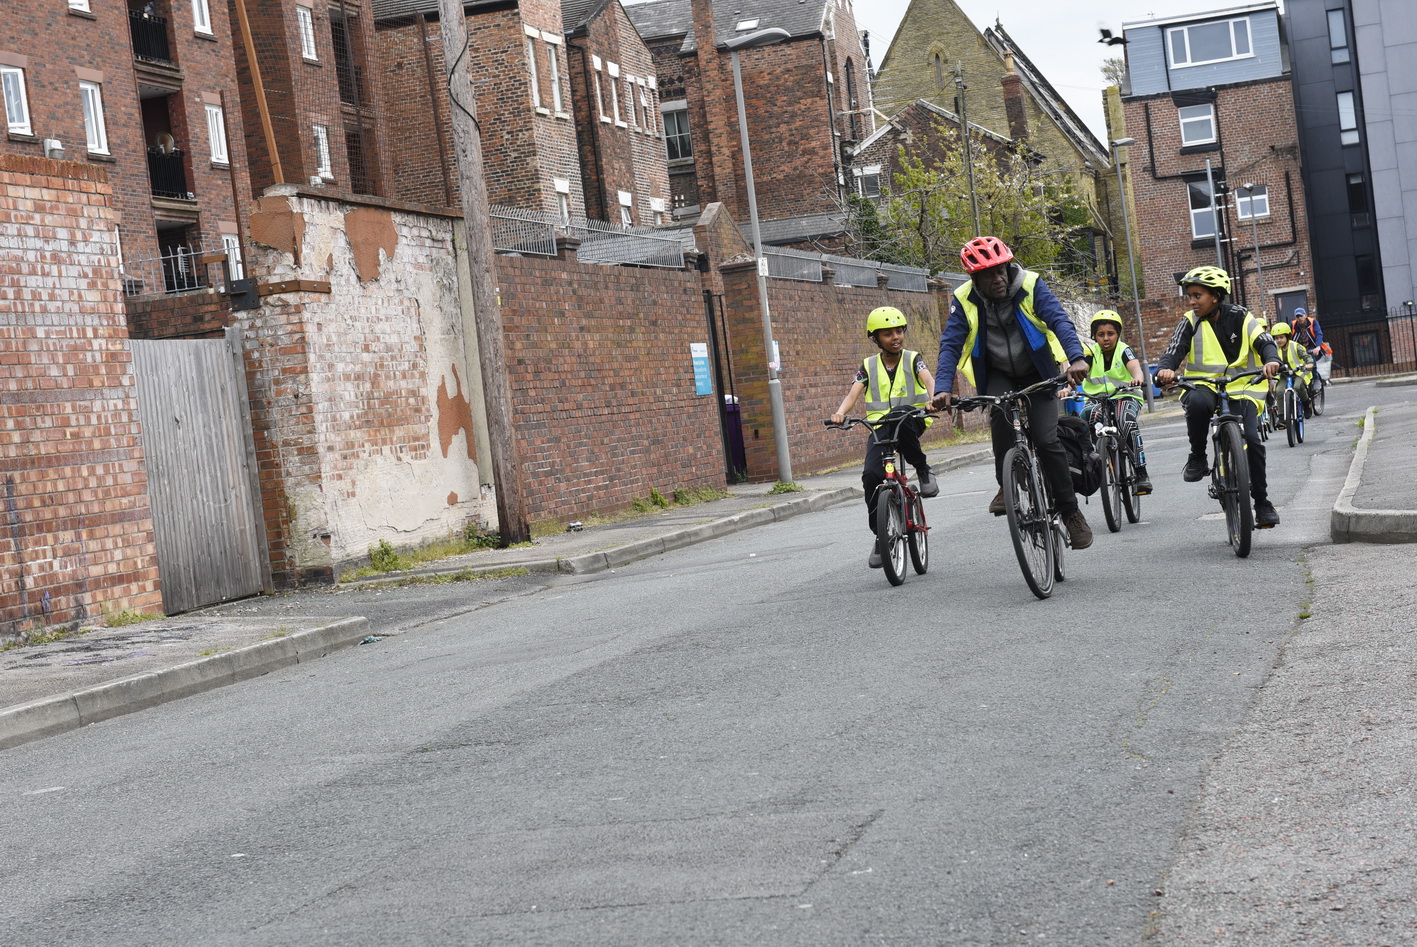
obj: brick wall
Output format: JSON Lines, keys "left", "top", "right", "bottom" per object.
{"left": 126, "top": 292, "right": 232, "bottom": 339}
{"left": 0, "top": 155, "right": 162, "bottom": 640}
{"left": 1122, "top": 79, "right": 1313, "bottom": 324}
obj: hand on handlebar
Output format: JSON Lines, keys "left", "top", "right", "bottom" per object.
{"left": 830, "top": 411, "right": 846, "bottom": 425}
{"left": 1065, "top": 359, "right": 1089, "bottom": 385}
{"left": 930, "top": 391, "right": 953, "bottom": 411}
{"left": 1262, "top": 360, "right": 1281, "bottom": 380}
{"left": 1155, "top": 368, "right": 1176, "bottom": 387}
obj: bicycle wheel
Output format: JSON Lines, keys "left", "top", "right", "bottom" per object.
{"left": 1285, "top": 389, "right": 1298, "bottom": 448}
{"left": 1294, "top": 390, "right": 1305, "bottom": 444}
{"left": 1052, "top": 516, "right": 1067, "bottom": 582}
{"left": 1099, "top": 436, "right": 1121, "bottom": 533}
{"left": 875, "top": 485, "right": 907, "bottom": 586}
{"left": 1215, "top": 422, "right": 1253, "bottom": 557}
{"left": 1120, "top": 437, "right": 1142, "bottom": 523}
{"left": 907, "top": 494, "right": 929, "bottom": 575}
{"left": 1003, "top": 446, "right": 1054, "bottom": 599}
{"left": 1312, "top": 380, "right": 1325, "bottom": 416}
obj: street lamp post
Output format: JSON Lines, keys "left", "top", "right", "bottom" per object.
{"left": 724, "top": 28, "right": 793, "bottom": 483}
{"left": 1240, "top": 183, "right": 1266, "bottom": 321}
{"left": 1110, "top": 137, "right": 1155, "bottom": 412}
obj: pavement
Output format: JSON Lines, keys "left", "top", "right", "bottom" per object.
{"left": 2, "top": 379, "right": 1413, "bottom": 752}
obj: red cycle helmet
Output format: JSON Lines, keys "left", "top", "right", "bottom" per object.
{"left": 960, "top": 236, "right": 1014, "bottom": 274}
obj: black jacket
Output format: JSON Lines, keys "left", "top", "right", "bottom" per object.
{"left": 1157, "top": 303, "right": 1279, "bottom": 371}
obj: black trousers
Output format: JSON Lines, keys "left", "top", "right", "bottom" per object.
{"left": 863, "top": 415, "right": 928, "bottom": 531}
{"left": 1182, "top": 388, "right": 1268, "bottom": 503}
{"left": 986, "top": 370, "right": 1077, "bottom": 516}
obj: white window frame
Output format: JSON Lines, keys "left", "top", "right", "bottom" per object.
{"left": 624, "top": 75, "right": 636, "bottom": 129}
{"left": 222, "top": 232, "right": 244, "bottom": 281}
{"left": 855, "top": 164, "right": 882, "bottom": 199}
{"left": 312, "top": 123, "right": 332, "bottom": 178}
{"left": 192, "top": 0, "right": 213, "bottom": 35}
{"left": 1236, "top": 185, "right": 1269, "bottom": 220}
{"left": 542, "top": 35, "right": 563, "bottom": 113}
{"left": 68, "top": 0, "right": 92, "bottom": 11}
{"left": 1167, "top": 17, "right": 1253, "bottom": 68}
{"left": 297, "top": 6, "right": 318, "bottom": 61}
{"left": 592, "top": 56, "right": 608, "bottom": 122}
{"left": 2, "top": 66, "right": 32, "bottom": 136}
{"left": 80, "top": 81, "right": 109, "bottom": 155}
{"left": 553, "top": 177, "right": 571, "bottom": 225}
{"left": 618, "top": 190, "right": 633, "bottom": 227}
{"left": 1337, "top": 91, "right": 1360, "bottom": 146}
{"left": 607, "top": 61, "right": 623, "bottom": 126}
{"left": 205, "top": 103, "right": 229, "bottom": 164}
{"left": 1178, "top": 104, "right": 1216, "bottom": 146}
{"left": 1188, "top": 180, "right": 1217, "bottom": 239}
{"left": 663, "top": 105, "right": 691, "bottom": 161}
{"left": 524, "top": 32, "right": 543, "bottom": 110}
{"left": 638, "top": 81, "right": 654, "bottom": 135}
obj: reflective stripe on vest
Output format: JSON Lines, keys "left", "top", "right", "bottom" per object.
{"left": 863, "top": 350, "right": 932, "bottom": 425}
{"left": 1081, "top": 340, "right": 1140, "bottom": 399}
{"left": 952, "top": 270, "right": 1068, "bottom": 386}
{"left": 1186, "top": 311, "right": 1268, "bottom": 403}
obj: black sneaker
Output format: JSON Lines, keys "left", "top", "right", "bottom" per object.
{"left": 917, "top": 469, "right": 939, "bottom": 498}
{"left": 988, "top": 488, "right": 1005, "bottom": 515}
{"left": 1134, "top": 467, "right": 1153, "bottom": 495}
{"left": 868, "top": 542, "right": 883, "bottom": 568}
{"left": 1255, "top": 501, "right": 1280, "bottom": 529}
{"left": 1183, "top": 454, "right": 1210, "bottom": 482}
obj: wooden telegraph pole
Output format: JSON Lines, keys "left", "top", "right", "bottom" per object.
{"left": 436, "top": 0, "right": 530, "bottom": 544}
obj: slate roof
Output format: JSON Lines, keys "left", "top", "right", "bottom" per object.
{"left": 984, "top": 24, "right": 1108, "bottom": 165}
{"left": 625, "top": 0, "right": 830, "bottom": 53}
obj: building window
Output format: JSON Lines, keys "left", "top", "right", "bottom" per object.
{"left": 69, "top": 0, "right": 91, "bottom": 11}
{"left": 525, "top": 36, "right": 542, "bottom": 109}
{"left": 1236, "top": 184, "right": 1268, "bottom": 219}
{"left": 1167, "top": 17, "right": 1252, "bottom": 67}
{"left": 80, "top": 81, "right": 109, "bottom": 154}
{"left": 607, "top": 62, "right": 623, "bottom": 125}
{"left": 592, "top": 57, "right": 608, "bottom": 122}
{"left": 1347, "top": 172, "right": 1370, "bottom": 227}
{"left": 312, "top": 123, "right": 332, "bottom": 178}
{"left": 1337, "top": 91, "right": 1360, "bottom": 146}
{"left": 663, "top": 108, "right": 692, "bottom": 160}
{"left": 639, "top": 81, "right": 654, "bottom": 135}
{"left": 222, "top": 232, "right": 244, "bottom": 282}
{"left": 1356, "top": 254, "right": 1381, "bottom": 310}
{"left": 1178, "top": 104, "right": 1216, "bottom": 146}
{"left": 618, "top": 190, "right": 633, "bottom": 227}
{"left": 855, "top": 165, "right": 882, "bottom": 199}
{"left": 1188, "top": 180, "right": 1217, "bottom": 239}
{"left": 1328, "top": 9, "right": 1350, "bottom": 64}
{"left": 845, "top": 60, "right": 859, "bottom": 141}
{"left": 297, "top": 6, "right": 318, "bottom": 60}
{"left": 553, "top": 177, "right": 571, "bottom": 225}
{"left": 1, "top": 65, "right": 32, "bottom": 136}
{"left": 544, "top": 41, "right": 563, "bottom": 113}
{"left": 624, "top": 76, "right": 636, "bottom": 129}
{"left": 205, "top": 103, "right": 229, "bottom": 164}
{"left": 192, "top": 0, "right": 212, "bottom": 35}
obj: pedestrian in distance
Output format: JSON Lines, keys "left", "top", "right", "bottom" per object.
{"left": 1290, "top": 306, "right": 1329, "bottom": 402}
{"left": 1154, "top": 266, "right": 1282, "bottom": 528}
{"left": 928, "top": 236, "right": 1094, "bottom": 550}
{"left": 832, "top": 306, "right": 939, "bottom": 569}
{"left": 1080, "top": 310, "right": 1154, "bottom": 495}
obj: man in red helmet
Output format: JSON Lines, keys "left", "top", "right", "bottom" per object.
{"left": 929, "top": 236, "right": 1094, "bottom": 549}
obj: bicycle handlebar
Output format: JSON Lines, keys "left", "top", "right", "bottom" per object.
{"left": 1155, "top": 368, "right": 1270, "bottom": 393}
{"left": 823, "top": 405, "right": 937, "bottom": 433}
{"left": 952, "top": 373, "right": 1070, "bottom": 413}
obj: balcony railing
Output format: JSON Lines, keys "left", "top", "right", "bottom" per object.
{"left": 129, "top": 10, "right": 172, "bottom": 64}
{"left": 121, "top": 244, "right": 228, "bottom": 297}
{"left": 147, "top": 148, "right": 190, "bottom": 199}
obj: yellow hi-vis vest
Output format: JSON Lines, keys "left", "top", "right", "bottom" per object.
{"left": 1277, "top": 340, "right": 1313, "bottom": 384}
{"left": 1185, "top": 310, "right": 1268, "bottom": 403}
{"left": 952, "top": 270, "right": 1068, "bottom": 386}
{"left": 1081, "top": 340, "right": 1141, "bottom": 400}
{"left": 863, "top": 350, "right": 934, "bottom": 427}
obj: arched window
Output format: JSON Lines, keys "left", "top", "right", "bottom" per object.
{"left": 934, "top": 52, "right": 944, "bottom": 88}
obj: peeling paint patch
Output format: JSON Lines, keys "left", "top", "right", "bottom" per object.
{"left": 345, "top": 207, "right": 399, "bottom": 282}
{"left": 447, "top": 491, "right": 458, "bottom": 506}
{"left": 249, "top": 195, "right": 304, "bottom": 265}
{"left": 435, "top": 364, "right": 476, "bottom": 460}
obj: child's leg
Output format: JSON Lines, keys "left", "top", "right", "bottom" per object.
{"left": 862, "top": 433, "right": 887, "bottom": 531}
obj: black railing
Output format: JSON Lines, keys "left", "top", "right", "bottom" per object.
{"left": 129, "top": 10, "right": 172, "bottom": 64}
{"left": 147, "top": 148, "right": 188, "bottom": 198}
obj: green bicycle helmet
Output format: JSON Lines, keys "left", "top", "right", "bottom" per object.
{"left": 866, "top": 306, "right": 908, "bottom": 336}
{"left": 1089, "top": 310, "right": 1125, "bottom": 336}
{"left": 1178, "top": 265, "right": 1232, "bottom": 295}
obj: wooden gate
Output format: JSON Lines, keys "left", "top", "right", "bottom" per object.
{"left": 130, "top": 328, "right": 270, "bottom": 613}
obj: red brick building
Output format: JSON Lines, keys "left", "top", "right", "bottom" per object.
{"left": 627, "top": 0, "right": 873, "bottom": 244}
{"left": 0, "top": 0, "right": 253, "bottom": 296}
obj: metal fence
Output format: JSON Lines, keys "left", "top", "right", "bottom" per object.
{"left": 765, "top": 249, "right": 931, "bottom": 291}
{"left": 763, "top": 247, "right": 823, "bottom": 282}
{"left": 489, "top": 205, "right": 558, "bottom": 257}
{"left": 489, "top": 205, "right": 686, "bottom": 268}
{"left": 1321, "top": 309, "right": 1417, "bottom": 377}
{"left": 121, "top": 245, "right": 230, "bottom": 298}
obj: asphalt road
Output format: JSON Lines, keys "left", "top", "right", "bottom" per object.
{"left": 0, "top": 383, "right": 1399, "bottom": 945}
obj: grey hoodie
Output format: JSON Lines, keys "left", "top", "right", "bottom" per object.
{"left": 982, "top": 263, "right": 1034, "bottom": 377}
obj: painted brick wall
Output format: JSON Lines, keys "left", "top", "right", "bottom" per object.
{"left": 0, "top": 155, "right": 162, "bottom": 639}
{"left": 1122, "top": 78, "right": 1313, "bottom": 326}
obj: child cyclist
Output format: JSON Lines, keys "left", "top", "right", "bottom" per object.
{"left": 1270, "top": 321, "right": 1316, "bottom": 421}
{"left": 1154, "top": 266, "right": 1281, "bottom": 528}
{"left": 832, "top": 306, "right": 938, "bottom": 569}
{"left": 1080, "top": 310, "right": 1153, "bottom": 495}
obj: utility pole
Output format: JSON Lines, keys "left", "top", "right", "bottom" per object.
{"left": 954, "top": 63, "right": 981, "bottom": 235}
{"left": 437, "top": 0, "right": 530, "bottom": 544}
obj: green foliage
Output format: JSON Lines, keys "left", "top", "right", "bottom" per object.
{"left": 104, "top": 609, "right": 161, "bottom": 627}
{"left": 463, "top": 525, "right": 501, "bottom": 549}
{"left": 768, "top": 481, "right": 804, "bottom": 495}
{"left": 649, "top": 487, "right": 670, "bottom": 509}
{"left": 368, "top": 539, "right": 410, "bottom": 573}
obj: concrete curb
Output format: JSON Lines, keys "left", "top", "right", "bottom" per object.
{"left": 1331, "top": 406, "right": 1417, "bottom": 543}
{"left": 0, "top": 617, "right": 370, "bottom": 751}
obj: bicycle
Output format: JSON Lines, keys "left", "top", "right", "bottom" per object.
{"left": 1273, "top": 366, "right": 1307, "bottom": 447}
{"left": 824, "top": 406, "right": 933, "bottom": 586}
{"left": 1160, "top": 368, "right": 1270, "bottom": 558}
{"left": 954, "top": 374, "right": 1070, "bottom": 599}
{"left": 1081, "top": 381, "right": 1144, "bottom": 533}
{"left": 1259, "top": 391, "right": 1274, "bottom": 442}
{"left": 1309, "top": 371, "right": 1327, "bottom": 416}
